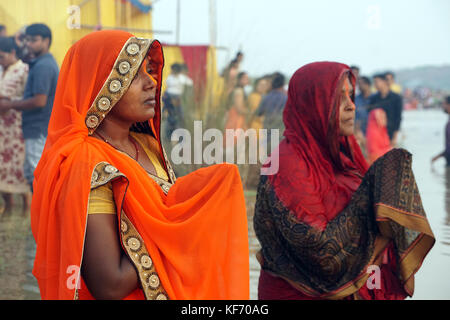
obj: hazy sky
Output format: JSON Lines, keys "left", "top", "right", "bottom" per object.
{"left": 152, "top": 0, "right": 450, "bottom": 78}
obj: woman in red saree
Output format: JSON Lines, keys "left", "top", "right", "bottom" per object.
{"left": 366, "top": 108, "right": 392, "bottom": 165}
{"left": 254, "top": 62, "right": 434, "bottom": 300}
{"left": 31, "top": 30, "right": 249, "bottom": 300}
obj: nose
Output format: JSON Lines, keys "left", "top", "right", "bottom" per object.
{"left": 348, "top": 100, "right": 356, "bottom": 111}
{"left": 143, "top": 72, "right": 157, "bottom": 91}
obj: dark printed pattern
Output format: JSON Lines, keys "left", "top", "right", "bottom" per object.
{"left": 254, "top": 148, "right": 431, "bottom": 295}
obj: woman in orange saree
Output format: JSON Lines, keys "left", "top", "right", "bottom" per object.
{"left": 254, "top": 62, "right": 434, "bottom": 300}
{"left": 31, "top": 30, "right": 249, "bottom": 300}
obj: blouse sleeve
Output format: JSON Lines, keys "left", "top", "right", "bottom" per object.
{"left": 87, "top": 182, "right": 116, "bottom": 214}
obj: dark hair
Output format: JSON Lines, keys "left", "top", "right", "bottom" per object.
{"left": 0, "top": 36, "right": 18, "bottom": 54}
{"left": 373, "top": 73, "right": 388, "bottom": 81}
{"left": 237, "top": 71, "right": 247, "bottom": 82}
{"left": 0, "top": 25, "right": 6, "bottom": 32}
{"left": 171, "top": 63, "right": 181, "bottom": 73}
{"left": 271, "top": 72, "right": 285, "bottom": 89}
{"left": 25, "top": 23, "right": 52, "bottom": 47}
{"left": 385, "top": 71, "right": 394, "bottom": 78}
{"left": 180, "top": 63, "right": 188, "bottom": 72}
{"left": 359, "top": 76, "right": 371, "bottom": 86}
{"left": 229, "top": 59, "right": 239, "bottom": 68}
{"left": 350, "top": 65, "right": 360, "bottom": 72}
{"left": 446, "top": 96, "right": 450, "bottom": 104}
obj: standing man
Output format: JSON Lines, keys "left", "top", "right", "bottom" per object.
{"left": 163, "top": 63, "right": 190, "bottom": 143}
{"left": 368, "top": 73, "right": 403, "bottom": 147}
{"left": 432, "top": 96, "right": 450, "bottom": 166}
{"left": 256, "top": 72, "right": 287, "bottom": 154}
{"left": 0, "top": 23, "right": 59, "bottom": 190}
{"left": 385, "top": 71, "right": 402, "bottom": 95}
{"left": 350, "top": 65, "right": 361, "bottom": 95}
{"left": 355, "top": 76, "right": 372, "bottom": 136}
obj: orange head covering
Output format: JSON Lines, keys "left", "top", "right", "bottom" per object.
{"left": 31, "top": 30, "right": 249, "bottom": 300}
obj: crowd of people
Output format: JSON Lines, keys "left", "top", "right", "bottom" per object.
{"left": 0, "top": 23, "right": 58, "bottom": 217}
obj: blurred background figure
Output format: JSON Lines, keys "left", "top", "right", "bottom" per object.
{"left": 431, "top": 96, "right": 450, "bottom": 167}
{"left": 365, "top": 105, "right": 391, "bottom": 165}
{"left": 354, "top": 76, "right": 371, "bottom": 150}
{"left": 255, "top": 72, "right": 287, "bottom": 156}
{"left": 0, "top": 36, "right": 31, "bottom": 217}
{"left": 222, "top": 51, "right": 244, "bottom": 97}
{"left": 179, "top": 63, "right": 194, "bottom": 97}
{"left": 350, "top": 65, "right": 360, "bottom": 95}
{"left": 13, "top": 26, "right": 32, "bottom": 63}
{"left": 247, "top": 76, "right": 270, "bottom": 132}
{"left": 163, "top": 63, "right": 190, "bottom": 143}
{"left": 245, "top": 75, "right": 271, "bottom": 189}
{"left": 0, "top": 23, "right": 59, "bottom": 191}
{"left": 369, "top": 73, "right": 403, "bottom": 147}
{"left": 385, "top": 71, "right": 403, "bottom": 94}
{"left": 0, "top": 25, "right": 6, "bottom": 37}
{"left": 225, "top": 71, "right": 249, "bottom": 132}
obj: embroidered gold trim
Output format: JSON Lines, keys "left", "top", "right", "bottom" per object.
{"left": 162, "top": 147, "right": 177, "bottom": 184}
{"left": 147, "top": 172, "right": 173, "bottom": 195}
{"left": 89, "top": 161, "right": 170, "bottom": 300}
{"left": 85, "top": 37, "right": 152, "bottom": 135}
{"left": 90, "top": 162, "right": 124, "bottom": 189}
{"left": 120, "top": 211, "right": 169, "bottom": 300}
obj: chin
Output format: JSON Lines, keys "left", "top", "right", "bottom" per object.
{"left": 339, "top": 129, "right": 354, "bottom": 137}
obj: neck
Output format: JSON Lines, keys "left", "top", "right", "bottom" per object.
{"left": 34, "top": 49, "right": 48, "bottom": 59}
{"left": 362, "top": 88, "right": 371, "bottom": 98}
{"left": 380, "top": 89, "right": 390, "bottom": 98}
{"left": 95, "top": 118, "right": 132, "bottom": 145}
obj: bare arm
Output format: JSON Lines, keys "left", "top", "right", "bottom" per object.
{"left": 432, "top": 151, "right": 445, "bottom": 163}
{"left": 0, "top": 94, "right": 48, "bottom": 111}
{"left": 81, "top": 213, "right": 140, "bottom": 300}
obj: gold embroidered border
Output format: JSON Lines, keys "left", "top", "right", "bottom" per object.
{"left": 147, "top": 172, "right": 173, "bottom": 195}
{"left": 375, "top": 203, "right": 435, "bottom": 295}
{"left": 85, "top": 37, "right": 151, "bottom": 135}
{"left": 162, "top": 147, "right": 177, "bottom": 184}
{"left": 120, "top": 211, "right": 169, "bottom": 300}
{"left": 90, "top": 162, "right": 125, "bottom": 188}
{"left": 86, "top": 162, "right": 170, "bottom": 300}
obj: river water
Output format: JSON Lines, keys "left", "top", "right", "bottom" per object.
{"left": 0, "top": 109, "right": 448, "bottom": 300}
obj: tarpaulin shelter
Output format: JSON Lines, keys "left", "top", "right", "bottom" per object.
{"left": 0, "top": 0, "right": 156, "bottom": 66}
{"left": 0, "top": 0, "right": 223, "bottom": 117}
{"left": 162, "top": 44, "right": 223, "bottom": 119}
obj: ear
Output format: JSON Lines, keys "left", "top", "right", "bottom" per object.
{"left": 43, "top": 37, "right": 50, "bottom": 49}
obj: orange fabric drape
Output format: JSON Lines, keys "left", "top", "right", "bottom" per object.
{"left": 31, "top": 30, "right": 249, "bottom": 300}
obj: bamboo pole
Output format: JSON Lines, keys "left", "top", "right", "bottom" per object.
{"left": 79, "top": 24, "right": 172, "bottom": 35}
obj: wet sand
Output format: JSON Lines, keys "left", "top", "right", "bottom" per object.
{"left": 0, "top": 109, "right": 448, "bottom": 300}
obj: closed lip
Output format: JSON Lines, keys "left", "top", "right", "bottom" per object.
{"left": 343, "top": 118, "right": 354, "bottom": 124}
{"left": 144, "top": 97, "right": 156, "bottom": 106}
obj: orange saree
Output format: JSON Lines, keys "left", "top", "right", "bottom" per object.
{"left": 30, "top": 30, "right": 249, "bottom": 300}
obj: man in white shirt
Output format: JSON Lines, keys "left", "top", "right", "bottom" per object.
{"left": 163, "top": 63, "right": 193, "bottom": 142}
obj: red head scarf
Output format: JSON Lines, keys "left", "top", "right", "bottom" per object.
{"left": 31, "top": 30, "right": 249, "bottom": 299}
{"left": 268, "top": 62, "right": 369, "bottom": 230}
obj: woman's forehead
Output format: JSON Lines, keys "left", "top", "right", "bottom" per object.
{"left": 342, "top": 76, "right": 354, "bottom": 91}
